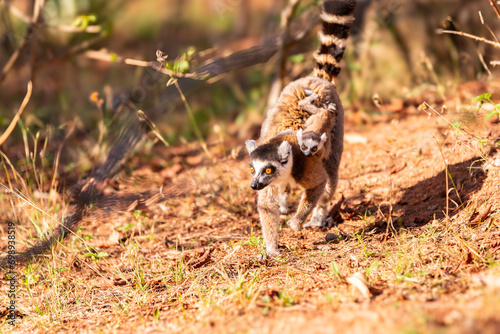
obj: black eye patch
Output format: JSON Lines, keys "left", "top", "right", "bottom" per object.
{"left": 264, "top": 165, "right": 276, "bottom": 174}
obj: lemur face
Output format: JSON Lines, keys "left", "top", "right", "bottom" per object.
{"left": 296, "top": 129, "right": 327, "bottom": 157}
{"left": 245, "top": 140, "right": 293, "bottom": 190}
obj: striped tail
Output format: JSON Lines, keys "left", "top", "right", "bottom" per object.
{"left": 313, "top": 0, "right": 356, "bottom": 84}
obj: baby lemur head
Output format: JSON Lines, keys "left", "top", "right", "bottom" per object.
{"left": 245, "top": 139, "right": 293, "bottom": 190}
{"left": 296, "top": 128, "right": 327, "bottom": 157}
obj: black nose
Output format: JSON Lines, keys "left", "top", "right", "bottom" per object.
{"left": 305, "top": 152, "right": 311, "bottom": 157}
{"left": 251, "top": 181, "right": 266, "bottom": 190}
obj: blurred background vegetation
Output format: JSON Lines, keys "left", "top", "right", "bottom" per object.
{"left": 0, "top": 0, "right": 499, "bottom": 150}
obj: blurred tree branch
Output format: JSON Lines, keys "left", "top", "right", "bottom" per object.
{"left": 0, "top": 0, "right": 47, "bottom": 83}
{"left": 268, "top": 0, "right": 302, "bottom": 108}
{"left": 437, "top": 29, "right": 500, "bottom": 49}
{"left": 489, "top": 0, "right": 500, "bottom": 21}
{"left": 0, "top": 81, "right": 32, "bottom": 146}
{"left": 80, "top": 6, "right": 319, "bottom": 82}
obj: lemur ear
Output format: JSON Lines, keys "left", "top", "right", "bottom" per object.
{"left": 278, "top": 141, "right": 292, "bottom": 163}
{"left": 320, "top": 133, "right": 327, "bottom": 144}
{"left": 296, "top": 128, "right": 303, "bottom": 141}
{"left": 245, "top": 140, "right": 258, "bottom": 154}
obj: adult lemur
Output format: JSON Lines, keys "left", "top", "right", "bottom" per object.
{"left": 245, "top": 0, "right": 356, "bottom": 257}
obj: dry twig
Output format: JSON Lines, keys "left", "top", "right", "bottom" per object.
{"left": 488, "top": 0, "right": 500, "bottom": 21}
{"left": 436, "top": 29, "right": 500, "bottom": 48}
{"left": 0, "top": 81, "right": 33, "bottom": 146}
{"left": 267, "top": 0, "right": 302, "bottom": 107}
{"left": 0, "top": 0, "right": 47, "bottom": 83}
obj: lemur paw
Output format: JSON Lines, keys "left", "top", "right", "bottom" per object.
{"left": 303, "top": 216, "right": 323, "bottom": 228}
{"left": 304, "top": 89, "right": 319, "bottom": 100}
{"left": 258, "top": 248, "right": 280, "bottom": 260}
{"left": 323, "top": 216, "right": 335, "bottom": 227}
{"left": 279, "top": 206, "right": 288, "bottom": 215}
{"left": 327, "top": 103, "right": 337, "bottom": 112}
{"left": 288, "top": 218, "right": 303, "bottom": 231}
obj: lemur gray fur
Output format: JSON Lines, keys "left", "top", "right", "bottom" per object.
{"left": 297, "top": 89, "right": 337, "bottom": 159}
{"left": 245, "top": 0, "right": 357, "bottom": 257}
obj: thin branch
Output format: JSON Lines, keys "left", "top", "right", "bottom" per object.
{"left": 436, "top": 29, "right": 500, "bottom": 48}
{"left": 478, "top": 11, "right": 499, "bottom": 44}
{"left": 83, "top": 50, "right": 200, "bottom": 79}
{"left": 277, "top": 0, "right": 301, "bottom": 94}
{"left": 3, "top": 2, "right": 32, "bottom": 23}
{"left": 491, "top": 60, "right": 500, "bottom": 66}
{"left": 0, "top": 81, "right": 33, "bottom": 146}
{"left": 48, "top": 24, "right": 102, "bottom": 34}
{"left": 0, "top": 0, "right": 47, "bottom": 83}
{"left": 489, "top": 0, "right": 500, "bottom": 21}
{"left": 477, "top": 48, "right": 492, "bottom": 77}
{"left": 267, "top": 0, "right": 302, "bottom": 108}
{"left": 82, "top": 7, "right": 319, "bottom": 83}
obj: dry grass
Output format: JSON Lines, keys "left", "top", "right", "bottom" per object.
{"left": 1, "top": 82, "right": 500, "bottom": 333}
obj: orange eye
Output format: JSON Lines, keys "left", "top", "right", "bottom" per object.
{"left": 250, "top": 167, "right": 255, "bottom": 173}
{"left": 265, "top": 168, "right": 272, "bottom": 174}
{"left": 301, "top": 145, "right": 306, "bottom": 150}
{"left": 312, "top": 147, "right": 317, "bottom": 152}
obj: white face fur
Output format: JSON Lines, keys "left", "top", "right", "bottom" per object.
{"left": 296, "top": 129, "right": 327, "bottom": 157}
{"left": 245, "top": 140, "right": 294, "bottom": 190}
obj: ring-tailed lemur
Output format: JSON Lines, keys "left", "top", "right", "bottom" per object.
{"left": 297, "top": 89, "right": 337, "bottom": 159}
{"left": 245, "top": 0, "right": 356, "bottom": 257}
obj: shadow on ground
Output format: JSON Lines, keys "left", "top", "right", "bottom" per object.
{"left": 343, "top": 157, "right": 487, "bottom": 234}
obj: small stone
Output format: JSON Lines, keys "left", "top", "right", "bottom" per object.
{"left": 325, "top": 233, "right": 340, "bottom": 243}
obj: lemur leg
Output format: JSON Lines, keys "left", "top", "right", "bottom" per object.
{"left": 278, "top": 183, "right": 290, "bottom": 215}
{"left": 278, "top": 192, "right": 288, "bottom": 215}
{"left": 305, "top": 133, "right": 342, "bottom": 228}
{"left": 304, "top": 177, "right": 336, "bottom": 228}
{"left": 288, "top": 181, "right": 326, "bottom": 231}
{"left": 257, "top": 186, "right": 281, "bottom": 256}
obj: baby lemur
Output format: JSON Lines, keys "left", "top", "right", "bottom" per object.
{"left": 246, "top": 0, "right": 356, "bottom": 257}
{"left": 297, "top": 89, "right": 337, "bottom": 159}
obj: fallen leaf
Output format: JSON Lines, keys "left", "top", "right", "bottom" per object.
{"left": 346, "top": 272, "right": 371, "bottom": 300}
{"left": 470, "top": 204, "right": 492, "bottom": 225}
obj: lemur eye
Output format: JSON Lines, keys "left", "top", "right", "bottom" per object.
{"left": 312, "top": 147, "right": 317, "bottom": 152}
{"left": 301, "top": 145, "right": 306, "bottom": 150}
{"left": 250, "top": 167, "right": 255, "bottom": 173}
{"left": 265, "top": 168, "right": 272, "bottom": 174}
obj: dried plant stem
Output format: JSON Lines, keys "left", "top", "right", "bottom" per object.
{"left": 489, "top": 0, "right": 500, "bottom": 21}
{"left": 173, "top": 80, "right": 212, "bottom": 158}
{"left": 49, "top": 122, "right": 75, "bottom": 205}
{"left": 437, "top": 29, "right": 500, "bottom": 48}
{"left": 0, "top": 81, "right": 33, "bottom": 146}
{"left": 137, "top": 110, "right": 170, "bottom": 148}
{"left": 433, "top": 137, "right": 449, "bottom": 219}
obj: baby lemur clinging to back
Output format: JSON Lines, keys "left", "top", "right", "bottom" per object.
{"left": 297, "top": 89, "right": 337, "bottom": 159}
{"left": 245, "top": 0, "right": 357, "bottom": 257}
